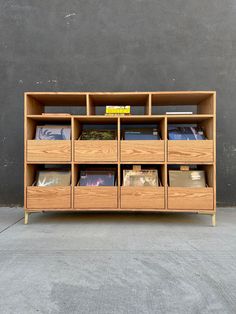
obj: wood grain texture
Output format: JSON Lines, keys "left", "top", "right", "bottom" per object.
{"left": 121, "top": 140, "right": 164, "bottom": 162}
{"left": 168, "top": 187, "right": 213, "bottom": 210}
{"left": 74, "top": 187, "right": 117, "bottom": 208}
{"left": 27, "top": 140, "right": 71, "bottom": 162}
{"left": 27, "top": 187, "right": 71, "bottom": 209}
{"left": 121, "top": 187, "right": 164, "bottom": 209}
{"left": 168, "top": 140, "right": 213, "bottom": 162}
{"left": 74, "top": 140, "right": 117, "bottom": 161}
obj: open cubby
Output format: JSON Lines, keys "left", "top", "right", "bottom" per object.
{"left": 24, "top": 91, "right": 216, "bottom": 225}
{"left": 88, "top": 94, "right": 150, "bottom": 115}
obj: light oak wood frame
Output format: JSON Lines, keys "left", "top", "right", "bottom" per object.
{"left": 24, "top": 91, "right": 216, "bottom": 225}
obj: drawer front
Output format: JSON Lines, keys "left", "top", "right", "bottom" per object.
{"left": 168, "top": 187, "right": 214, "bottom": 210}
{"left": 27, "top": 140, "right": 71, "bottom": 162}
{"left": 168, "top": 140, "right": 213, "bottom": 162}
{"left": 121, "top": 187, "right": 165, "bottom": 209}
{"left": 74, "top": 140, "right": 117, "bottom": 162}
{"left": 121, "top": 140, "right": 164, "bottom": 162}
{"left": 74, "top": 187, "right": 117, "bottom": 209}
{"left": 27, "top": 187, "right": 71, "bottom": 209}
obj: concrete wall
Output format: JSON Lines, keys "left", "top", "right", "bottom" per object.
{"left": 0, "top": 0, "right": 235, "bottom": 206}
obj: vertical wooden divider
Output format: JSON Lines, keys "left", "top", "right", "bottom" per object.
{"left": 164, "top": 116, "right": 168, "bottom": 209}
{"left": 213, "top": 92, "right": 216, "bottom": 211}
{"left": 24, "top": 94, "right": 27, "bottom": 209}
{"left": 148, "top": 93, "right": 152, "bottom": 115}
{"left": 71, "top": 116, "right": 75, "bottom": 209}
{"left": 117, "top": 117, "right": 121, "bottom": 208}
{"left": 86, "top": 94, "right": 90, "bottom": 116}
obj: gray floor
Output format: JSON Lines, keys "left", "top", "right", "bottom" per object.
{"left": 0, "top": 208, "right": 236, "bottom": 314}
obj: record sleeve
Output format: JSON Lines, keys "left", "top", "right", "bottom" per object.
{"left": 35, "top": 125, "right": 71, "bottom": 140}
{"left": 79, "top": 170, "right": 116, "bottom": 186}
{"left": 80, "top": 129, "right": 117, "bottom": 140}
{"left": 35, "top": 170, "right": 71, "bottom": 187}
{"left": 123, "top": 169, "right": 159, "bottom": 186}
{"left": 169, "top": 170, "right": 206, "bottom": 187}
{"left": 123, "top": 128, "right": 160, "bottom": 140}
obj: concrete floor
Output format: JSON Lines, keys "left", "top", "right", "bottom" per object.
{"left": 0, "top": 208, "right": 236, "bottom": 314}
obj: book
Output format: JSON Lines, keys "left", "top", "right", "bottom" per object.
{"left": 169, "top": 170, "right": 206, "bottom": 187}
{"left": 123, "top": 128, "right": 161, "bottom": 140}
{"left": 78, "top": 170, "right": 116, "bottom": 186}
{"left": 80, "top": 129, "right": 116, "bottom": 140}
{"left": 166, "top": 112, "right": 193, "bottom": 115}
{"left": 35, "top": 125, "right": 71, "bottom": 140}
{"left": 35, "top": 170, "right": 71, "bottom": 187}
{"left": 106, "top": 106, "right": 130, "bottom": 114}
{"left": 123, "top": 169, "right": 159, "bottom": 186}
{"left": 168, "top": 126, "right": 206, "bottom": 140}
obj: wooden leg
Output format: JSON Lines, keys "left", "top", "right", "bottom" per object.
{"left": 212, "top": 214, "right": 216, "bottom": 227}
{"left": 24, "top": 212, "right": 29, "bottom": 225}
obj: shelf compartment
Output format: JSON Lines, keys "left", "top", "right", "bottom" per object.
{"left": 74, "top": 186, "right": 118, "bottom": 209}
{"left": 74, "top": 140, "right": 117, "bottom": 162}
{"left": 88, "top": 93, "right": 150, "bottom": 115}
{"left": 152, "top": 92, "right": 215, "bottom": 115}
{"left": 168, "top": 187, "right": 213, "bottom": 210}
{"left": 121, "top": 186, "right": 164, "bottom": 209}
{"left": 27, "top": 140, "right": 71, "bottom": 162}
{"left": 25, "top": 93, "right": 87, "bottom": 115}
{"left": 168, "top": 140, "right": 213, "bottom": 162}
{"left": 27, "top": 186, "right": 71, "bottom": 209}
{"left": 121, "top": 140, "right": 164, "bottom": 162}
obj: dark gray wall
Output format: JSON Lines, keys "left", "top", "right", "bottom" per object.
{"left": 0, "top": 0, "right": 236, "bottom": 206}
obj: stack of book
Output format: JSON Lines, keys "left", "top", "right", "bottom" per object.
{"left": 105, "top": 106, "right": 130, "bottom": 116}
{"left": 168, "top": 126, "right": 206, "bottom": 140}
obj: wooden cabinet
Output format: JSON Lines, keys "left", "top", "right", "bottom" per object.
{"left": 24, "top": 91, "right": 216, "bottom": 225}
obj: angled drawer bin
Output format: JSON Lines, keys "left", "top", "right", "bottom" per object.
{"left": 27, "top": 140, "right": 71, "bottom": 162}
{"left": 168, "top": 187, "right": 214, "bottom": 210}
{"left": 27, "top": 186, "right": 71, "bottom": 209}
{"left": 74, "top": 140, "right": 117, "bottom": 162}
{"left": 121, "top": 187, "right": 165, "bottom": 209}
{"left": 120, "top": 140, "right": 164, "bottom": 162}
{"left": 168, "top": 140, "right": 213, "bottom": 162}
{"left": 74, "top": 186, "right": 118, "bottom": 209}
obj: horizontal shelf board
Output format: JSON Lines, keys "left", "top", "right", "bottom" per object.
{"left": 26, "top": 161, "right": 71, "bottom": 164}
{"left": 167, "top": 161, "right": 214, "bottom": 164}
{"left": 26, "top": 208, "right": 215, "bottom": 213}
{"left": 27, "top": 115, "right": 72, "bottom": 121}
{"left": 73, "top": 161, "right": 118, "bottom": 164}
{"left": 167, "top": 114, "right": 213, "bottom": 123}
{"left": 152, "top": 92, "right": 215, "bottom": 105}
{"left": 120, "top": 161, "right": 165, "bottom": 164}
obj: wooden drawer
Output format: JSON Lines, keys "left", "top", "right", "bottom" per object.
{"left": 74, "top": 186, "right": 117, "bottom": 209}
{"left": 74, "top": 140, "right": 117, "bottom": 162}
{"left": 27, "top": 186, "right": 71, "bottom": 209}
{"left": 168, "top": 140, "right": 213, "bottom": 162}
{"left": 121, "top": 187, "right": 165, "bottom": 209}
{"left": 27, "top": 140, "right": 71, "bottom": 162}
{"left": 120, "top": 140, "right": 164, "bottom": 162}
{"left": 168, "top": 187, "right": 213, "bottom": 210}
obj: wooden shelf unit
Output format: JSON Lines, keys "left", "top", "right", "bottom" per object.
{"left": 24, "top": 91, "right": 216, "bottom": 225}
